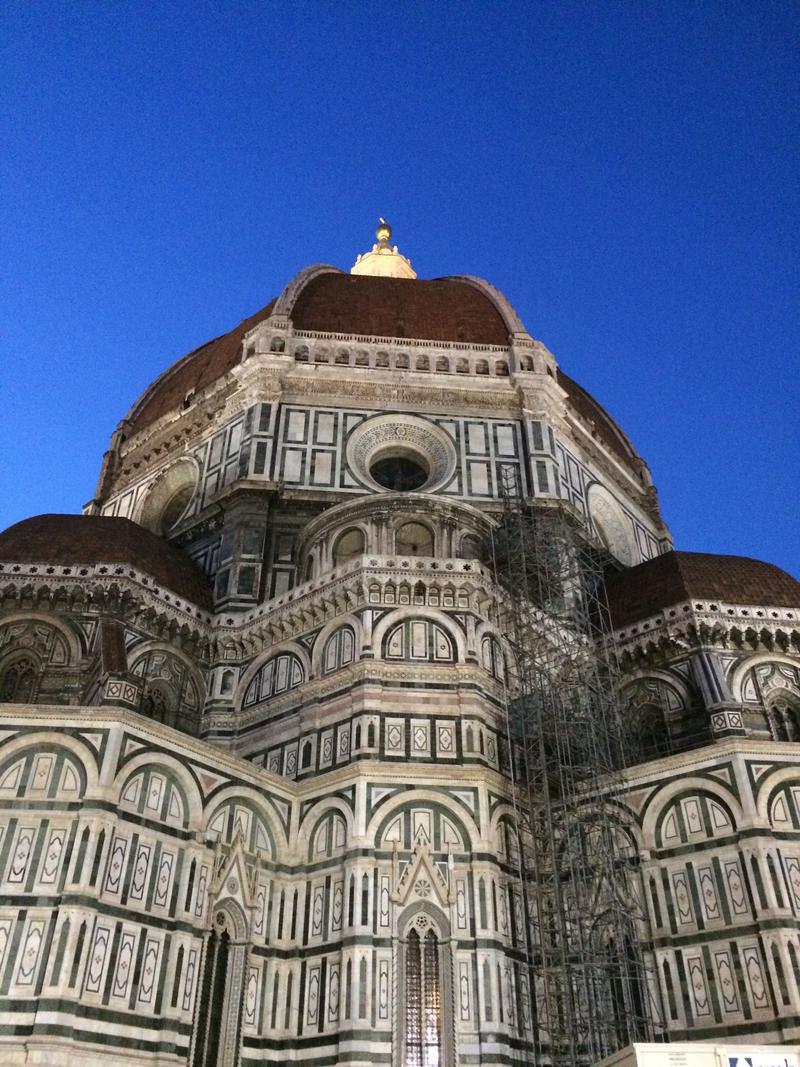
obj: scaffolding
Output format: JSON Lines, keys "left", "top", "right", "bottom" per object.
{"left": 491, "top": 472, "right": 658, "bottom": 1065}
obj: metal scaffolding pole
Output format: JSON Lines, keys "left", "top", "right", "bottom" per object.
{"left": 491, "top": 471, "right": 657, "bottom": 1065}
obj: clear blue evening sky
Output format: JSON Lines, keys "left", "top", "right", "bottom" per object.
{"left": 2, "top": 1, "right": 798, "bottom": 575}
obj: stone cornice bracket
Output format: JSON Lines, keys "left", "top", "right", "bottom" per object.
{"left": 230, "top": 359, "right": 287, "bottom": 405}
{"left": 516, "top": 377, "right": 570, "bottom": 427}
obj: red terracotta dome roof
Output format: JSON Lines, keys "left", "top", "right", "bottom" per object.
{"left": 126, "top": 301, "right": 275, "bottom": 435}
{"left": 606, "top": 550, "right": 800, "bottom": 628}
{"left": 0, "top": 515, "right": 213, "bottom": 611}
{"left": 291, "top": 273, "right": 509, "bottom": 345}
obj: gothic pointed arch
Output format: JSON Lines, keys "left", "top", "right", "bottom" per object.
{"left": 395, "top": 901, "right": 456, "bottom": 1067}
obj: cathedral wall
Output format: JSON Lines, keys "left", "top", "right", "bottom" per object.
{"left": 0, "top": 705, "right": 535, "bottom": 1066}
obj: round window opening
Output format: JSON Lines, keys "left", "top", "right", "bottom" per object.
{"left": 370, "top": 454, "right": 429, "bottom": 492}
{"left": 346, "top": 414, "right": 458, "bottom": 495}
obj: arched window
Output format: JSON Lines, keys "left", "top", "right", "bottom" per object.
{"left": 480, "top": 636, "right": 506, "bottom": 682}
{"left": 395, "top": 522, "right": 434, "bottom": 557}
{"left": 384, "top": 619, "right": 455, "bottom": 663}
{"left": 243, "top": 652, "right": 304, "bottom": 707}
{"left": 0, "top": 657, "right": 37, "bottom": 703}
{"left": 141, "top": 681, "right": 179, "bottom": 727}
{"left": 300, "top": 740, "right": 313, "bottom": 770}
{"left": 403, "top": 915, "right": 449, "bottom": 1067}
{"left": 768, "top": 696, "right": 800, "bottom": 741}
{"left": 323, "top": 626, "right": 356, "bottom": 674}
{"left": 131, "top": 649, "right": 201, "bottom": 736}
{"left": 459, "top": 534, "right": 483, "bottom": 560}
{"left": 333, "top": 527, "right": 365, "bottom": 566}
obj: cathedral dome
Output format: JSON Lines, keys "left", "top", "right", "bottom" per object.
{"left": 119, "top": 244, "right": 649, "bottom": 486}
{"left": 123, "top": 269, "right": 519, "bottom": 438}
{"left": 290, "top": 273, "right": 509, "bottom": 345}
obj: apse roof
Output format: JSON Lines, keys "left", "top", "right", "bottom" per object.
{"left": 606, "top": 550, "right": 800, "bottom": 628}
{"left": 0, "top": 515, "right": 213, "bottom": 611}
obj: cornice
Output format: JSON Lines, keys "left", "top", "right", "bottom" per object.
{"left": 614, "top": 598, "right": 800, "bottom": 659}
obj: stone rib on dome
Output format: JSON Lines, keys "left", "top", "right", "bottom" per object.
{"left": 0, "top": 515, "right": 213, "bottom": 610}
{"left": 556, "top": 369, "right": 643, "bottom": 473}
{"left": 606, "top": 550, "right": 800, "bottom": 628}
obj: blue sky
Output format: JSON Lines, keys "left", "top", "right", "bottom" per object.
{"left": 3, "top": 0, "right": 798, "bottom": 575}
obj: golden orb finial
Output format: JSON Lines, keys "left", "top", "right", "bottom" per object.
{"left": 376, "top": 217, "right": 392, "bottom": 243}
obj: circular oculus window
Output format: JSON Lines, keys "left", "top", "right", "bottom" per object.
{"left": 346, "top": 415, "right": 457, "bottom": 494}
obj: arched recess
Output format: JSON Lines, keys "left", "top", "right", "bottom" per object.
{"left": 137, "top": 457, "right": 200, "bottom": 534}
{"left": 394, "top": 520, "right": 435, "bottom": 557}
{"left": 382, "top": 616, "right": 455, "bottom": 664}
{"left": 204, "top": 789, "right": 281, "bottom": 858}
{"left": 237, "top": 642, "right": 311, "bottom": 711}
{"left": 307, "top": 810, "right": 349, "bottom": 861}
{"left": 129, "top": 644, "right": 205, "bottom": 736}
{"left": 475, "top": 622, "right": 517, "bottom": 684}
{"left": 491, "top": 812, "right": 522, "bottom": 868}
{"left": 395, "top": 900, "right": 456, "bottom": 1067}
{"left": 117, "top": 763, "right": 192, "bottom": 830}
{"left": 370, "top": 794, "right": 477, "bottom": 854}
{"left": 621, "top": 672, "right": 691, "bottom": 760}
{"left": 586, "top": 483, "right": 637, "bottom": 566}
{"left": 756, "top": 767, "right": 800, "bottom": 826}
{"left": 331, "top": 526, "right": 367, "bottom": 566}
{"left": 114, "top": 751, "right": 202, "bottom": 831}
{"left": 642, "top": 780, "right": 740, "bottom": 850}
{"left": 298, "top": 797, "right": 354, "bottom": 859}
{"left": 0, "top": 741, "right": 90, "bottom": 800}
{"left": 372, "top": 607, "right": 466, "bottom": 664}
{"left": 731, "top": 653, "right": 800, "bottom": 704}
{"left": 0, "top": 613, "right": 83, "bottom": 665}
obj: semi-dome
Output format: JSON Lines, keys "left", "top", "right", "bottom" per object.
{"left": 606, "top": 549, "right": 800, "bottom": 627}
{"left": 0, "top": 514, "right": 213, "bottom": 609}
